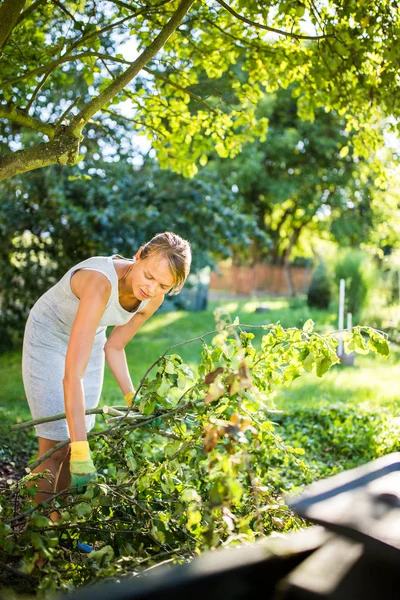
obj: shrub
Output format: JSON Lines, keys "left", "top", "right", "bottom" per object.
{"left": 307, "top": 261, "right": 332, "bottom": 309}
{"left": 334, "top": 250, "right": 375, "bottom": 320}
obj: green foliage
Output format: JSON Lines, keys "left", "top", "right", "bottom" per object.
{"left": 203, "top": 87, "right": 398, "bottom": 264}
{"left": 0, "top": 159, "right": 267, "bottom": 351}
{"left": 277, "top": 402, "right": 400, "bottom": 482}
{"left": 0, "top": 315, "right": 389, "bottom": 596}
{"left": 334, "top": 249, "right": 375, "bottom": 319}
{"left": 307, "top": 261, "right": 332, "bottom": 310}
{"left": 0, "top": 0, "right": 399, "bottom": 178}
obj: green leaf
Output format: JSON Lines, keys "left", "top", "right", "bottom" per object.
{"left": 157, "top": 376, "right": 171, "bottom": 397}
{"left": 181, "top": 488, "right": 201, "bottom": 503}
{"left": 75, "top": 502, "right": 92, "bottom": 516}
{"left": 368, "top": 332, "right": 390, "bottom": 356}
{"left": 302, "top": 352, "right": 315, "bottom": 372}
{"left": 151, "top": 527, "right": 166, "bottom": 544}
{"left": 303, "top": 319, "right": 314, "bottom": 334}
{"left": 139, "top": 397, "right": 156, "bottom": 415}
{"left": 315, "top": 356, "right": 332, "bottom": 377}
{"left": 164, "top": 360, "right": 177, "bottom": 375}
{"left": 177, "top": 371, "right": 188, "bottom": 390}
{"left": 125, "top": 449, "right": 137, "bottom": 472}
{"left": 187, "top": 505, "right": 202, "bottom": 529}
{"left": 352, "top": 331, "right": 369, "bottom": 355}
{"left": 31, "top": 515, "right": 52, "bottom": 528}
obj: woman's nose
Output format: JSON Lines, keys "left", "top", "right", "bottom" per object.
{"left": 148, "top": 281, "right": 158, "bottom": 294}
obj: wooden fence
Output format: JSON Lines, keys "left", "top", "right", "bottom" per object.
{"left": 209, "top": 262, "right": 312, "bottom": 296}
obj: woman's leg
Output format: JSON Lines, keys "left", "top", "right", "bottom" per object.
{"left": 28, "top": 437, "right": 70, "bottom": 519}
{"left": 55, "top": 449, "right": 71, "bottom": 494}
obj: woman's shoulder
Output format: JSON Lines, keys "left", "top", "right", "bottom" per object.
{"left": 70, "top": 267, "right": 112, "bottom": 301}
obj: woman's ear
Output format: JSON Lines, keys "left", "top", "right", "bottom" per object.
{"left": 135, "top": 246, "right": 143, "bottom": 260}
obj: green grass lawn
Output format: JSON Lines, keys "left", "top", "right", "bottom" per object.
{"left": 1, "top": 295, "right": 399, "bottom": 478}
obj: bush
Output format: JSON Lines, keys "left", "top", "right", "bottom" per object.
{"left": 278, "top": 403, "right": 400, "bottom": 481}
{"left": 334, "top": 250, "right": 375, "bottom": 320}
{"left": 307, "top": 261, "right": 332, "bottom": 309}
{"left": 0, "top": 161, "right": 267, "bottom": 352}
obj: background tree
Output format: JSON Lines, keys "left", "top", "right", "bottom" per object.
{"left": 0, "top": 158, "right": 267, "bottom": 350}
{"left": 0, "top": 0, "right": 399, "bottom": 181}
{"left": 204, "top": 86, "right": 399, "bottom": 293}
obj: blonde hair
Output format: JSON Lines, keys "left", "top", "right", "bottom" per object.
{"left": 139, "top": 232, "right": 192, "bottom": 295}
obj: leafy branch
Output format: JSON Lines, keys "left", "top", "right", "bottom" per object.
{"left": 1, "top": 316, "right": 389, "bottom": 592}
{"left": 214, "top": 0, "right": 332, "bottom": 40}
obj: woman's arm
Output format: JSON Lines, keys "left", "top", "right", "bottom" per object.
{"left": 104, "top": 296, "right": 163, "bottom": 397}
{"left": 64, "top": 271, "right": 111, "bottom": 442}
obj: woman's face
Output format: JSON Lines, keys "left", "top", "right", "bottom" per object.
{"left": 132, "top": 251, "right": 176, "bottom": 301}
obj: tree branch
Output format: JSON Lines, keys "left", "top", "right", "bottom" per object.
{"left": 6, "top": 53, "right": 219, "bottom": 116}
{"left": 143, "top": 67, "right": 219, "bottom": 114}
{"left": 25, "top": 70, "right": 52, "bottom": 112}
{"left": 104, "top": 109, "right": 167, "bottom": 138}
{"left": 105, "top": 0, "right": 173, "bottom": 14}
{"left": 0, "top": 1, "right": 197, "bottom": 180}
{"left": 16, "top": 0, "right": 45, "bottom": 25}
{"left": 5, "top": 51, "right": 115, "bottom": 84}
{"left": 70, "top": 0, "right": 197, "bottom": 134}
{"left": 0, "top": 126, "right": 80, "bottom": 181}
{"left": 215, "top": 0, "right": 331, "bottom": 40}
{"left": 0, "top": 0, "right": 27, "bottom": 50}
{"left": 52, "top": 0, "right": 77, "bottom": 22}
{"left": 0, "top": 103, "right": 55, "bottom": 138}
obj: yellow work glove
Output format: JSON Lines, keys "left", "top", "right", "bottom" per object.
{"left": 70, "top": 441, "right": 96, "bottom": 492}
{"left": 124, "top": 391, "right": 136, "bottom": 407}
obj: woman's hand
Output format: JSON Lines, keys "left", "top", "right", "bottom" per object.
{"left": 70, "top": 441, "right": 96, "bottom": 492}
{"left": 124, "top": 390, "right": 136, "bottom": 406}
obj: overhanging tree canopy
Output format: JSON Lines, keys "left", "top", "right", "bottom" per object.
{"left": 0, "top": 0, "right": 399, "bottom": 181}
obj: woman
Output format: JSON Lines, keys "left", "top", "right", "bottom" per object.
{"left": 22, "top": 231, "right": 191, "bottom": 523}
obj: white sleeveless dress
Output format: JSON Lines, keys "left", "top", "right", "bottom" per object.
{"left": 22, "top": 255, "right": 149, "bottom": 441}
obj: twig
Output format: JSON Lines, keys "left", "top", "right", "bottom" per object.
{"left": 0, "top": 559, "right": 35, "bottom": 580}
{"left": 54, "top": 96, "right": 81, "bottom": 127}
{"left": 215, "top": 0, "right": 331, "bottom": 40}
{"left": 25, "top": 70, "right": 52, "bottom": 112}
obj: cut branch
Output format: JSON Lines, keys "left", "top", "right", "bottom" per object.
{"left": 215, "top": 0, "right": 331, "bottom": 40}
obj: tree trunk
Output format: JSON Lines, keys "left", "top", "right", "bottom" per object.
{"left": 282, "top": 226, "right": 303, "bottom": 297}
{"left": 0, "top": 0, "right": 26, "bottom": 50}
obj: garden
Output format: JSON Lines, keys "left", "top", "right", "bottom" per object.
{"left": 0, "top": 291, "right": 397, "bottom": 597}
{"left": 0, "top": 0, "right": 400, "bottom": 597}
